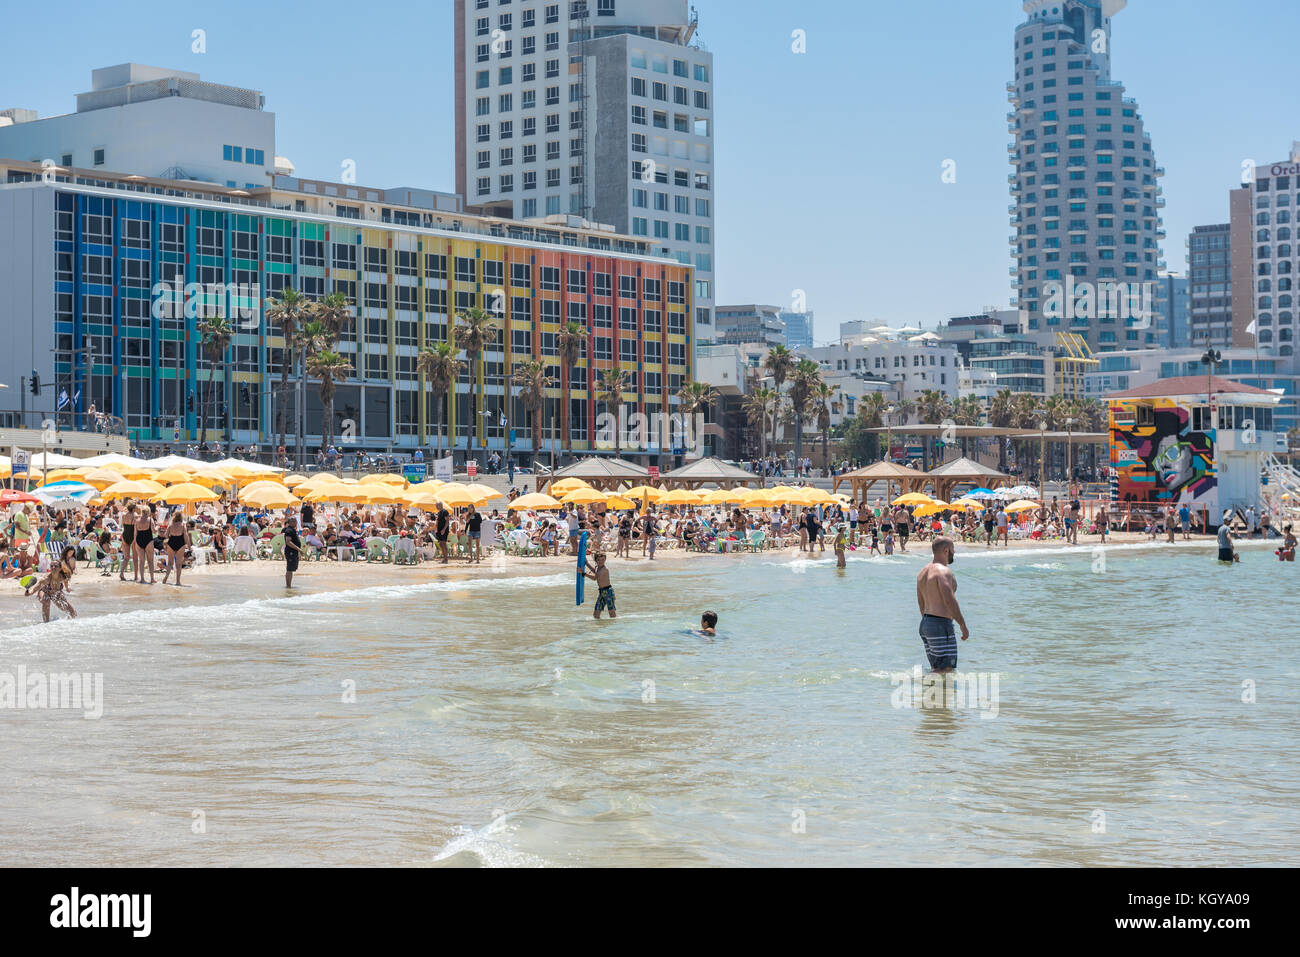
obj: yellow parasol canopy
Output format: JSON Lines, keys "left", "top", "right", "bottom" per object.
{"left": 281, "top": 473, "right": 310, "bottom": 488}
{"left": 621, "top": 485, "right": 664, "bottom": 502}
{"left": 433, "top": 485, "right": 480, "bottom": 507}
{"left": 100, "top": 479, "right": 165, "bottom": 501}
{"left": 462, "top": 483, "right": 504, "bottom": 501}
{"left": 659, "top": 488, "right": 702, "bottom": 506}
{"left": 80, "top": 466, "right": 134, "bottom": 490}
{"left": 1004, "top": 500, "right": 1042, "bottom": 513}
{"left": 240, "top": 486, "right": 300, "bottom": 510}
{"left": 549, "top": 478, "right": 590, "bottom": 494}
{"left": 509, "top": 492, "right": 562, "bottom": 510}
{"left": 360, "top": 473, "right": 408, "bottom": 487}
{"left": 151, "top": 482, "right": 219, "bottom": 504}
{"left": 152, "top": 468, "right": 195, "bottom": 486}
{"left": 892, "top": 492, "right": 934, "bottom": 506}
{"left": 605, "top": 495, "right": 637, "bottom": 510}
{"left": 561, "top": 486, "right": 608, "bottom": 505}
{"left": 45, "top": 468, "right": 82, "bottom": 483}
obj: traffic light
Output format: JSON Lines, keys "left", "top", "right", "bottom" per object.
{"left": 29, "top": 372, "right": 39, "bottom": 395}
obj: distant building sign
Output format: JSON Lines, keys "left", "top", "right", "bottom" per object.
{"left": 1269, "top": 163, "right": 1300, "bottom": 177}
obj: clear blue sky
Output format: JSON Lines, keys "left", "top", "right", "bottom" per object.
{"left": 2, "top": 0, "right": 1296, "bottom": 344}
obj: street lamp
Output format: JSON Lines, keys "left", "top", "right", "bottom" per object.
{"left": 1032, "top": 408, "right": 1047, "bottom": 500}
{"left": 1202, "top": 347, "right": 1222, "bottom": 429}
{"left": 884, "top": 404, "right": 896, "bottom": 464}
{"left": 1065, "top": 416, "right": 1077, "bottom": 489}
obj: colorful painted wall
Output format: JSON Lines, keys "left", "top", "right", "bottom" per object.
{"left": 1109, "top": 398, "right": 1218, "bottom": 513}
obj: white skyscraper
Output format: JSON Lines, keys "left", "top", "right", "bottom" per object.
{"left": 454, "top": 0, "right": 716, "bottom": 334}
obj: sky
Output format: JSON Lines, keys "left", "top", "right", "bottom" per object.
{"left": 2, "top": 0, "right": 1297, "bottom": 345}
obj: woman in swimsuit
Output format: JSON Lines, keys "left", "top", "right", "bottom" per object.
{"left": 133, "top": 503, "right": 157, "bottom": 584}
{"left": 162, "top": 510, "right": 190, "bottom": 586}
{"left": 26, "top": 545, "right": 78, "bottom": 622}
{"left": 119, "top": 503, "right": 137, "bottom": 582}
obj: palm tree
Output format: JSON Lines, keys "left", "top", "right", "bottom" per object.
{"left": 786, "top": 359, "right": 823, "bottom": 462}
{"left": 743, "top": 386, "right": 778, "bottom": 463}
{"left": 416, "top": 342, "right": 462, "bottom": 457}
{"left": 453, "top": 306, "right": 499, "bottom": 467}
{"left": 856, "top": 391, "right": 889, "bottom": 462}
{"left": 557, "top": 321, "right": 588, "bottom": 458}
{"left": 676, "top": 381, "right": 719, "bottom": 456}
{"left": 916, "top": 389, "right": 953, "bottom": 468}
{"left": 512, "top": 358, "right": 554, "bottom": 460}
{"left": 811, "top": 382, "right": 840, "bottom": 472}
{"left": 264, "top": 287, "right": 311, "bottom": 455}
{"left": 595, "top": 368, "right": 631, "bottom": 456}
{"left": 196, "top": 314, "right": 233, "bottom": 453}
{"left": 311, "top": 291, "right": 354, "bottom": 343}
{"left": 987, "top": 388, "right": 1018, "bottom": 471}
{"left": 764, "top": 344, "right": 797, "bottom": 454}
{"left": 305, "top": 350, "right": 352, "bottom": 451}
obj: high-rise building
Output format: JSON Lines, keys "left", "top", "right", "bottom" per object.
{"left": 1154, "top": 270, "right": 1189, "bottom": 348}
{"left": 1008, "top": 0, "right": 1165, "bottom": 353}
{"left": 714, "top": 304, "right": 786, "bottom": 348}
{"left": 1186, "top": 224, "right": 1234, "bottom": 349}
{"left": 453, "top": 0, "right": 715, "bottom": 335}
{"left": 1242, "top": 143, "right": 1300, "bottom": 358}
{"left": 779, "top": 311, "right": 814, "bottom": 350}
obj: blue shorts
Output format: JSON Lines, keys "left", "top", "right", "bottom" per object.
{"left": 595, "top": 585, "right": 616, "bottom": 613}
{"left": 919, "top": 615, "right": 958, "bottom": 670}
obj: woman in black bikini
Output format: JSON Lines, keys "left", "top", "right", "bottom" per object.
{"left": 162, "top": 510, "right": 190, "bottom": 585}
{"left": 119, "top": 503, "right": 137, "bottom": 582}
{"left": 133, "top": 503, "right": 157, "bottom": 584}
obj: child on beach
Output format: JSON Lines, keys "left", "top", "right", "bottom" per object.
{"left": 833, "top": 525, "right": 847, "bottom": 568}
{"left": 869, "top": 522, "right": 881, "bottom": 556}
{"left": 884, "top": 530, "right": 895, "bottom": 556}
{"left": 583, "top": 552, "right": 616, "bottom": 620}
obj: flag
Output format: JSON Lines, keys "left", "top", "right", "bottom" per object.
{"left": 57, "top": 389, "right": 68, "bottom": 410}
{"left": 1246, "top": 320, "right": 1258, "bottom": 337}
{"left": 72, "top": 389, "right": 81, "bottom": 407}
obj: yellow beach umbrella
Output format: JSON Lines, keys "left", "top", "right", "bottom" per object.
{"left": 101, "top": 479, "right": 165, "bottom": 501}
{"left": 403, "top": 492, "right": 443, "bottom": 511}
{"left": 151, "top": 482, "right": 219, "bottom": 505}
{"left": 240, "top": 486, "right": 300, "bottom": 510}
{"left": 892, "top": 492, "right": 934, "bottom": 506}
{"left": 950, "top": 498, "right": 985, "bottom": 512}
{"left": 188, "top": 470, "right": 233, "bottom": 488}
{"left": 659, "top": 488, "right": 702, "bottom": 506}
{"left": 356, "top": 486, "right": 404, "bottom": 506}
{"left": 281, "top": 474, "right": 310, "bottom": 488}
{"left": 912, "top": 500, "right": 950, "bottom": 517}
{"left": 1004, "top": 500, "right": 1042, "bottom": 513}
{"left": 698, "top": 488, "right": 736, "bottom": 506}
{"left": 45, "top": 468, "right": 81, "bottom": 483}
{"left": 549, "top": 478, "right": 590, "bottom": 494}
{"left": 622, "top": 485, "right": 663, "bottom": 502}
{"left": 152, "top": 468, "right": 194, "bottom": 486}
{"left": 462, "top": 483, "right": 503, "bottom": 501}
{"left": 509, "top": 492, "right": 562, "bottom": 510}
{"left": 561, "top": 486, "right": 609, "bottom": 505}
{"left": 434, "top": 485, "right": 480, "bottom": 507}
{"left": 738, "top": 488, "right": 780, "bottom": 507}
{"left": 360, "top": 473, "right": 407, "bottom": 487}
{"left": 301, "top": 483, "right": 355, "bottom": 503}
{"left": 80, "top": 466, "right": 133, "bottom": 490}
{"left": 239, "top": 480, "right": 292, "bottom": 502}
{"left": 606, "top": 495, "right": 637, "bottom": 510}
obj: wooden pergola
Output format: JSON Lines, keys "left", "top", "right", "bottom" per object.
{"left": 658, "top": 457, "right": 762, "bottom": 490}
{"left": 832, "top": 461, "right": 929, "bottom": 502}
{"left": 926, "top": 456, "right": 1012, "bottom": 501}
{"left": 537, "top": 456, "right": 650, "bottom": 492}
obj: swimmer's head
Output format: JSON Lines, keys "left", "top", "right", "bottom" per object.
{"left": 932, "top": 536, "right": 956, "bottom": 564}
{"left": 593, "top": 552, "right": 606, "bottom": 565}
{"left": 701, "top": 610, "right": 718, "bottom": 630}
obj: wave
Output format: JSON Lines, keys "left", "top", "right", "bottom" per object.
{"left": 430, "top": 813, "right": 553, "bottom": 868}
{"left": 0, "top": 572, "right": 574, "bottom": 642}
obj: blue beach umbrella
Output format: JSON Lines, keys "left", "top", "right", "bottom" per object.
{"left": 32, "top": 480, "right": 98, "bottom": 510}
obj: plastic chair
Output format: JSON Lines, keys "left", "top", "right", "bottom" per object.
{"left": 365, "top": 537, "right": 391, "bottom": 562}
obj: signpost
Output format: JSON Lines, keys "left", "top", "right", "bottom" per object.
{"left": 433, "top": 456, "right": 453, "bottom": 482}
{"left": 648, "top": 465, "right": 660, "bottom": 482}
{"left": 402, "top": 464, "right": 427, "bottom": 485}
{"left": 467, "top": 461, "right": 478, "bottom": 479}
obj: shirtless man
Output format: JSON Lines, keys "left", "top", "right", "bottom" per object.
{"left": 915, "top": 536, "right": 969, "bottom": 675}
{"left": 583, "top": 552, "right": 616, "bottom": 619}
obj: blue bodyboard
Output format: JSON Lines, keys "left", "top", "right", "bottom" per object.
{"left": 576, "top": 531, "right": 589, "bottom": 606}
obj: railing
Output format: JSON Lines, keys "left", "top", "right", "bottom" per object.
{"left": 0, "top": 409, "right": 124, "bottom": 435}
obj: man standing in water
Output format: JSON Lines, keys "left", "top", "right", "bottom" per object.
{"left": 915, "top": 536, "right": 969, "bottom": 674}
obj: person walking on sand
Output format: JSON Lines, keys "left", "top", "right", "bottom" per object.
{"left": 133, "top": 503, "right": 157, "bottom": 584}
{"left": 119, "top": 503, "right": 137, "bottom": 582}
{"left": 915, "top": 536, "right": 969, "bottom": 675}
{"left": 582, "top": 552, "right": 617, "bottom": 620}
{"left": 283, "top": 508, "right": 303, "bottom": 586}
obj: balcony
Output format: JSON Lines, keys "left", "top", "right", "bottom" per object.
{"left": 1009, "top": 265, "right": 1019, "bottom": 275}
{"left": 1155, "top": 166, "right": 1166, "bottom": 177}
{"left": 1009, "top": 181, "right": 1021, "bottom": 193}
{"left": 1008, "top": 203, "right": 1019, "bottom": 214}
{"left": 1008, "top": 173, "right": 1019, "bottom": 184}
{"left": 1156, "top": 196, "right": 1166, "bottom": 208}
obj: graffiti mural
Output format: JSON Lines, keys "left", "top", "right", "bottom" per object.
{"left": 1109, "top": 398, "right": 1218, "bottom": 510}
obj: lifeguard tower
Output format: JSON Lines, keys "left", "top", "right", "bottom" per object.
{"left": 1106, "top": 376, "right": 1282, "bottom": 528}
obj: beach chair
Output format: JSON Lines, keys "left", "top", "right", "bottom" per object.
{"left": 746, "top": 529, "right": 766, "bottom": 553}
{"left": 80, "top": 541, "right": 103, "bottom": 570}
{"left": 231, "top": 535, "right": 257, "bottom": 561}
{"left": 393, "top": 538, "right": 418, "bottom": 565}
{"left": 266, "top": 534, "right": 285, "bottom": 561}
{"left": 364, "top": 537, "right": 392, "bottom": 562}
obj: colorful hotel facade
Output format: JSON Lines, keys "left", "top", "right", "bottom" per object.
{"left": 0, "top": 161, "right": 694, "bottom": 459}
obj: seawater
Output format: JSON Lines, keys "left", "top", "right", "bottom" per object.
{"left": 1, "top": 540, "right": 1296, "bottom": 866}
